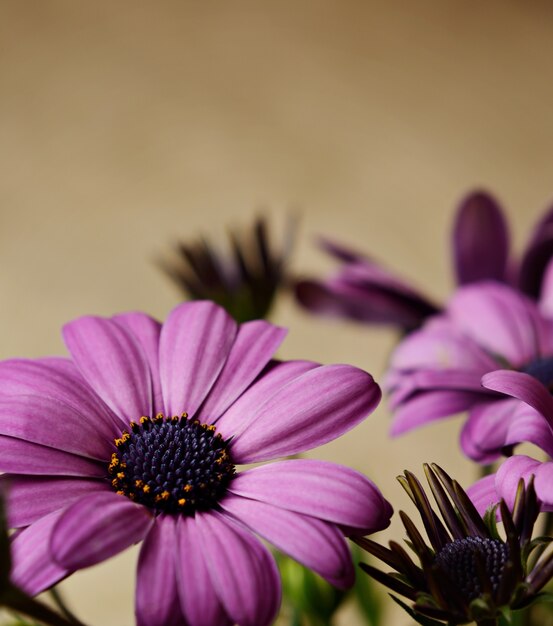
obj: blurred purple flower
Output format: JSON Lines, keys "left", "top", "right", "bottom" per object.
{"left": 387, "top": 282, "right": 553, "bottom": 463}
{"left": 0, "top": 301, "right": 391, "bottom": 626}
{"left": 296, "top": 191, "right": 553, "bottom": 333}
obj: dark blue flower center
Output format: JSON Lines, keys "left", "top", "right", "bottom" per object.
{"left": 108, "top": 413, "right": 235, "bottom": 515}
{"left": 433, "top": 537, "right": 509, "bottom": 603}
{"left": 522, "top": 356, "right": 553, "bottom": 390}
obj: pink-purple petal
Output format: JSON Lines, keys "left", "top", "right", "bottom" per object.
{"left": 51, "top": 492, "right": 152, "bottom": 570}
{"left": 0, "top": 395, "right": 112, "bottom": 460}
{"left": 215, "top": 360, "right": 319, "bottom": 439}
{"left": 495, "top": 455, "right": 544, "bottom": 510}
{"left": 159, "top": 301, "right": 237, "bottom": 418}
{"left": 229, "top": 459, "right": 392, "bottom": 533}
{"left": 466, "top": 474, "right": 500, "bottom": 516}
{"left": 482, "top": 369, "right": 553, "bottom": 431}
{"left": 0, "top": 435, "right": 105, "bottom": 477}
{"left": 176, "top": 516, "right": 231, "bottom": 626}
{"left": 11, "top": 510, "right": 69, "bottom": 595}
{"left": 197, "top": 320, "right": 287, "bottom": 424}
{"left": 452, "top": 191, "right": 509, "bottom": 285}
{"left": 196, "top": 511, "right": 281, "bottom": 626}
{"left": 136, "top": 516, "right": 183, "bottom": 626}
{"left": 221, "top": 494, "right": 354, "bottom": 588}
{"left": 447, "top": 283, "right": 548, "bottom": 365}
{"left": 63, "top": 316, "right": 153, "bottom": 424}
{"left": 0, "top": 358, "right": 121, "bottom": 435}
{"left": 230, "top": 365, "right": 381, "bottom": 463}
{"left": 3, "top": 476, "right": 109, "bottom": 528}
{"left": 114, "top": 312, "right": 163, "bottom": 415}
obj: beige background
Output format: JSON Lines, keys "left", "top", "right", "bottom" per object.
{"left": 1, "top": 1, "right": 553, "bottom": 624}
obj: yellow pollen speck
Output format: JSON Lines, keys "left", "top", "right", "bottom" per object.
{"left": 140, "top": 416, "right": 150, "bottom": 424}
{"left": 143, "top": 484, "right": 151, "bottom": 493}
{"left": 130, "top": 421, "right": 137, "bottom": 429}
{"left": 121, "top": 432, "right": 130, "bottom": 443}
{"left": 135, "top": 479, "right": 144, "bottom": 488}
{"left": 120, "top": 462, "right": 127, "bottom": 469}
{"left": 155, "top": 413, "right": 164, "bottom": 422}
{"left": 207, "top": 425, "right": 216, "bottom": 432}
{"left": 183, "top": 484, "right": 192, "bottom": 493}
{"left": 116, "top": 490, "right": 125, "bottom": 496}
{"left": 160, "top": 490, "right": 170, "bottom": 500}
{"left": 111, "top": 479, "right": 119, "bottom": 488}
{"left": 115, "top": 438, "right": 123, "bottom": 447}
{"left": 116, "top": 472, "right": 125, "bottom": 480}
{"left": 181, "top": 412, "right": 188, "bottom": 419}
{"left": 178, "top": 498, "right": 186, "bottom": 506}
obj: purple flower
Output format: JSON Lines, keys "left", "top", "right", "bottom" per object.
{"left": 387, "top": 281, "right": 553, "bottom": 463}
{"left": 0, "top": 301, "right": 391, "bottom": 626}
{"left": 296, "top": 191, "right": 553, "bottom": 333}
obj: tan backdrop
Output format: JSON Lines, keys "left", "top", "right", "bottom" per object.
{"left": 1, "top": 1, "right": 553, "bottom": 624}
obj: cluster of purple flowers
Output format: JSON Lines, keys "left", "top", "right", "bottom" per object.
{"left": 2, "top": 190, "right": 553, "bottom": 626}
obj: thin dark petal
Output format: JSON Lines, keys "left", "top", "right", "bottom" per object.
{"left": 359, "top": 562, "right": 417, "bottom": 600}
{"left": 497, "top": 560, "right": 517, "bottom": 606}
{"left": 389, "top": 541, "right": 426, "bottom": 587}
{"left": 399, "top": 511, "right": 434, "bottom": 561}
{"left": 500, "top": 500, "right": 523, "bottom": 582}
{"left": 519, "top": 204, "right": 553, "bottom": 298}
{"left": 424, "top": 465, "right": 464, "bottom": 540}
{"left": 452, "top": 191, "right": 509, "bottom": 285}
{"left": 352, "top": 536, "right": 404, "bottom": 571}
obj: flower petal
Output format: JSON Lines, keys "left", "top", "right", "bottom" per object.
{"left": 466, "top": 474, "right": 499, "bottom": 516}
{"left": 452, "top": 191, "right": 509, "bottom": 285}
{"left": 114, "top": 312, "right": 163, "bottom": 415}
{"left": 63, "top": 316, "right": 152, "bottom": 424}
{"left": 176, "top": 516, "right": 231, "bottom": 626}
{"left": 390, "top": 390, "right": 483, "bottom": 436}
{"left": 221, "top": 495, "right": 354, "bottom": 588}
{"left": 0, "top": 358, "right": 120, "bottom": 435}
{"left": 0, "top": 395, "right": 112, "bottom": 460}
{"left": 197, "top": 320, "right": 287, "bottom": 424}
{"left": 136, "top": 516, "right": 183, "bottom": 626}
{"left": 3, "top": 476, "right": 109, "bottom": 528}
{"left": 447, "top": 283, "right": 550, "bottom": 365}
{"left": 51, "top": 492, "right": 152, "bottom": 569}
{"left": 482, "top": 369, "right": 553, "bottom": 431}
{"left": 159, "top": 301, "right": 237, "bottom": 418}
{"left": 11, "top": 510, "right": 69, "bottom": 595}
{"left": 495, "top": 455, "right": 544, "bottom": 509}
{"left": 215, "top": 360, "right": 319, "bottom": 439}
{"left": 0, "top": 435, "right": 105, "bottom": 477}
{"left": 196, "top": 511, "right": 281, "bottom": 626}
{"left": 519, "top": 205, "right": 553, "bottom": 298}
{"left": 230, "top": 365, "right": 381, "bottom": 463}
{"left": 229, "top": 459, "right": 392, "bottom": 533}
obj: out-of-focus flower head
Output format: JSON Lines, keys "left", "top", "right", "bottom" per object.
{"left": 296, "top": 191, "right": 553, "bottom": 334}
{"left": 387, "top": 281, "right": 553, "bottom": 463}
{"left": 0, "top": 300, "right": 392, "bottom": 626}
{"left": 356, "top": 464, "right": 551, "bottom": 625}
{"left": 160, "top": 215, "right": 295, "bottom": 323}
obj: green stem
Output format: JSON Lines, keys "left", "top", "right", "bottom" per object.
{"left": 4, "top": 584, "right": 86, "bottom": 626}
{"left": 475, "top": 619, "right": 498, "bottom": 626}
{"left": 48, "top": 587, "right": 84, "bottom": 625}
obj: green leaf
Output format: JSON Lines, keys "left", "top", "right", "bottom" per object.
{"left": 389, "top": 595, "right": 445, "bottom": 626}
{"left": 351, "top": 544, "right": 382, "bottom": 626}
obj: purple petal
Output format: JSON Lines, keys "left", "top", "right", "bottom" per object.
{"left": 0, "top": 435, "right": 105, "bottom": 477}
{"left": 114, "top": 312, "right": 163, "bottom": 415}
{"left": 176, "top": 516, "right": 231, "bottom": 626}
{"left": 11, "top": 510, "right": 69, "bottom": 595}
{"left": 0, "top": 395, "right": 112, "bottom": 460}
{"left": 466, "top": 474, "right": 500, "bottom": 516}
{"left": 215, "top": 360, "right": 319, "bottom": 439}
{"left": 539, "top": 257, "right": 553, "bottom": 317}
{"left": 452, "top": 191, "right": 509, "bottom": 285}
{"left": 390, "top": 390, "right": 483, "bottom": 436}
{"left": 482, "top": 370, "right": 553, "bottom": 431}
{"left": 63, "top": 316, "right": 152, "bottom": 424}
{"left": 136, "top": 516, "right": 183, "bottom": 626}
{"left": 51, "top": 492, "right": 152, "bottom": 569}
{"left": 0, "top": 358, "right": 120, "bottom": 435}
{"left": 460, "top": 399, "right": 553, "bottom": 463}
{"left": 221, "top": 495, "right": 353, "bottom": 588}
{"left": 159, "top": 301, "right": 237, "bottom": 418}
{"left": 496, "top": 455, "right": 544, "bottom": 509}
{"left": 229, "top": 459, "right": 392, "bottom": 533}
{"left": 519, "top": 204, "right": 553, "bottom": 298}
{"left": 389, "top": 318, "right": 498, "bottom": 374}
{"left": 3, "top": 476, "right": 109, "bottom": 527}
{"left": 230, "top": 365, "right": 381, "bottom": 463}
{"left": 196, "top": 511, "right": 281, "bottom": 626}
{"left": 447, "top": 283, "right": 551, "bottom": 365}
{"left": 197, "top": 320, "right": 287, "bottom": 424}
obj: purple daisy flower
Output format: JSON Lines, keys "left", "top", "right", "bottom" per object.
{"left": 0, "top": 301, "right": 391, "bottom": 626}
{"left": 296, "top": 191, "right": 553, "bottom": 333}
{"left": 387, "top": 281, "right": 553, "bottom": 463}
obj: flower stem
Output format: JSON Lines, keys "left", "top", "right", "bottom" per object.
{"left": 49, "top": 587, "right": 84, "bottom": 625}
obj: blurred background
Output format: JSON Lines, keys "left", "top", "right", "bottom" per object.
{"left": 2, "top": 1, "right": 553, "bottom": 624}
